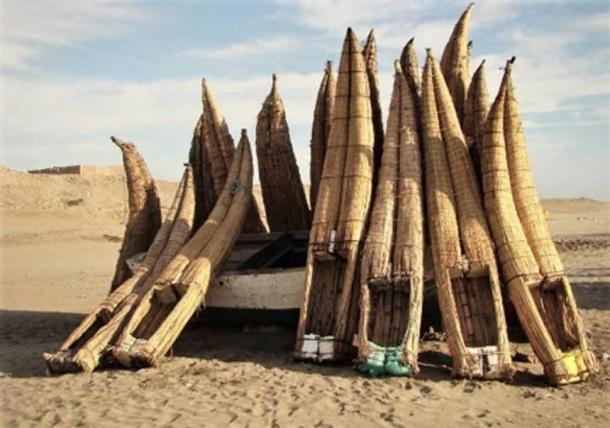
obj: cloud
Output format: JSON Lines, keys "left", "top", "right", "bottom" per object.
{"left": 178, "top": 36, "right": 297, "bottom": 60}
{"left": 0, "top": 0, "right": 149, "bottom": 70}
{"left": 0, "top": 72, "right": 322, "bottom": 182}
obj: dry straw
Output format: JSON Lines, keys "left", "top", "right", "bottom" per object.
{"left": 463, "top": 60, "right": 490, "bottom": 178}
{"left": 111, "top": 132, "right": 254, "bottom": 367}
{"left": 423, "top": 51, "right": 513, "bottom": 379}
{"left": 297, "top": 28, "right": 375, "bottom": 360}
{"left": 44, "top": 163, "right": 195, "bottom": 373}
{"left": 440, "top": 3, "right": 473, "bottom": 125}
{"left": 357, "top": 60, "right": 424, "bottom": 372}
{"left": 310, "top": 61, "right": 336, "bottom": 210}
{"left": 109, "top": 137, "right": 161, "bottom": 291}
{"left": 256, "top": 75, "right": 311, "bottom": 231}
{"left": 502, "top": 61, "right": 597, "bottom": 383}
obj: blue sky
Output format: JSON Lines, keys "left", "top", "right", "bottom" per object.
{"left": 1, "top": 0, "right": 609, "bottom": 200}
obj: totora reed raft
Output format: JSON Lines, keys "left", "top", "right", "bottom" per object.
{"left": 356, "top": 61, "right": 424, "bottom": 377}
{"left": 43, "top": 154, "right": 195, "bottom": 373}
{"left": 481, "top": 59, "right": 597, "bottom": 385}
{"left": 296, "top": 28, "right": 375, "bottom": 362}
{"left": 111, "top": 132, "right": 254, "bottom": 368}
{"left": 422, "top": 50, "right": 513, "bottom": 379}
{"left": 256, "top": 75, "right": 311, "bottom": 231}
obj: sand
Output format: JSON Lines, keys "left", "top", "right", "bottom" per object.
{"left": 0, "top": 167, "right": 609, "bottom": 427}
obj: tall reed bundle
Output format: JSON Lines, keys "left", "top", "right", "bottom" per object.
{"left": 310, "top": 61, "right": 336, "bottom": 209}
{"left": 296, "top": 28, "right": 375, "bottom": 362}
{"left": 111, "top": 132, "right": 253, "bottom": 368}
{"left": 190, "top": 80, "right": 266, "bottom": 233}
{"left": 463, "top": 60, "right": 490, "bottom": 178}
{"left": 44, "top": 165, "right": 194, "bottom": 373}
{"left": 481, "top": 63, "right": 592, "bottom": 385}
{"left": 362, "top": 29, "right": 384, "bottom": 183}
{"left": 256, "top": 75, "right": 311, "bottom": 231}
{"left": 423, "top": 51, "right": 513, "bottom": 379}
{"left": 502, "top": 61, "right": 597, "bottom": 382}
{"left": 357, "top": 61, "right": 424, "bottom": 376}
{"left": 109, "top": 137, "right": 161, "bottom": 291}
{"left": 440, "top": 3, "right": 473, "bottom": 125}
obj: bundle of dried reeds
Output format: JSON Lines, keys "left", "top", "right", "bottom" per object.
{"left": 109, "top": 137, "right": 161, "bottom": 291}
{"left": 463, "top": 60, "right": 490, "bottom": 177}
{"left": 501, "top": 60, "right": 597, "bottom": 383}
{"left": 111, "top": 131, "right": 253, "bottom": 368}
{"left": 310, "top": 61, "right": 336, "bottom": 210}
{"left": 357, "top": 61, "right": 424, "bottom": 376}
{"left": 423, "top": 51, "right": 513, "bottom": 379}
{"left": 296, "top": 28, "right": 375, "bottom": 362}
{"left": 256, "top": 75, "right": 311, "bottom": 231}
{"left": 43, "top": 163, "right": 195, "bottom": 373}
{"left": 190, "top": 80, "right": 266, "bottom": 233}
{"left": 440, "top": 3, "right": 473, "bottom": 125}
{"left": 363, "top": 29, "right": 384, "bottom": 183}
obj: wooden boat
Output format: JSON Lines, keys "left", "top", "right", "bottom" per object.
{"left": 422, "top": 51, "right": 513, "bottom": 379}
{"left": 43, "top": 145, "right": 194, "bottom": 373}
{"left": 295, "top": 28, "right": 375, "bottom": 362}
{"left": 109, "top": 137, "right": 161, "bottom": 291}
{"left": 310, "top": 61, "right": 336, "bottom": 210}
{"left": 190, "top": 79, "right": 266, "bottom": 232}
{"left": 356, "top": 61, "right": 424, "bottom": 376}
{"left": 482, "top": 60, "right": 598, "bottom": 384}
{"left": 256, "top": 75, "right": 311, "bottom": 231}
{"left": 440, "top": 3, "right": 473, "bottom": 125}
{"left": 111, "top": 131, "right": 253, "bottom": 368}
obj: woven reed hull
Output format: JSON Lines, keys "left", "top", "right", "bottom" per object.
{"left": 310, "top": 61, "right": 336, "bottom": 210}
{"left": 356, "top": 64, "right": 424, "bottom": 373}
{"left": 481, "top": 64, "right": 594, "bottom": 385}
{"left": 110, "top": 137, "right": 161, "bottom": 291}
{"left": 295, "top": 245, "right": 361, "bottom": 361}
{"left": 424, "top": 51, "right": 513, "bottom": 379}
{"left": 256, "top": 76, "right": 311, "bottom": 231}
{"left": 501, "top": 63, "right": 597, "bottom": 381}
{"left": 111, "top": 132, "right": 253, "bottom": 368}
{"left": 296, "top": 29, "right": 373, "bottom": 362}
{"left": 43, "top": 167, "right": 194, "bottom": 373}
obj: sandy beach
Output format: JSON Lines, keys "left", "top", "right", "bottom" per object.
{"left": 1, "top": 167, "right": 608, "bottom": 427}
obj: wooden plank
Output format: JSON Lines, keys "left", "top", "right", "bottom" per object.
{"left": 206, "top": 268, "right": 305, "bottom": 310}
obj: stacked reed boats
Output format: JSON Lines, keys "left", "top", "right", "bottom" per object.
{"left": 45, "top": 3, "right": 598, "bottom": 386}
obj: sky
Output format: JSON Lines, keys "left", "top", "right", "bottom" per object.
{"left": 1, "top": 0, "right": 609, "bottom": 200}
